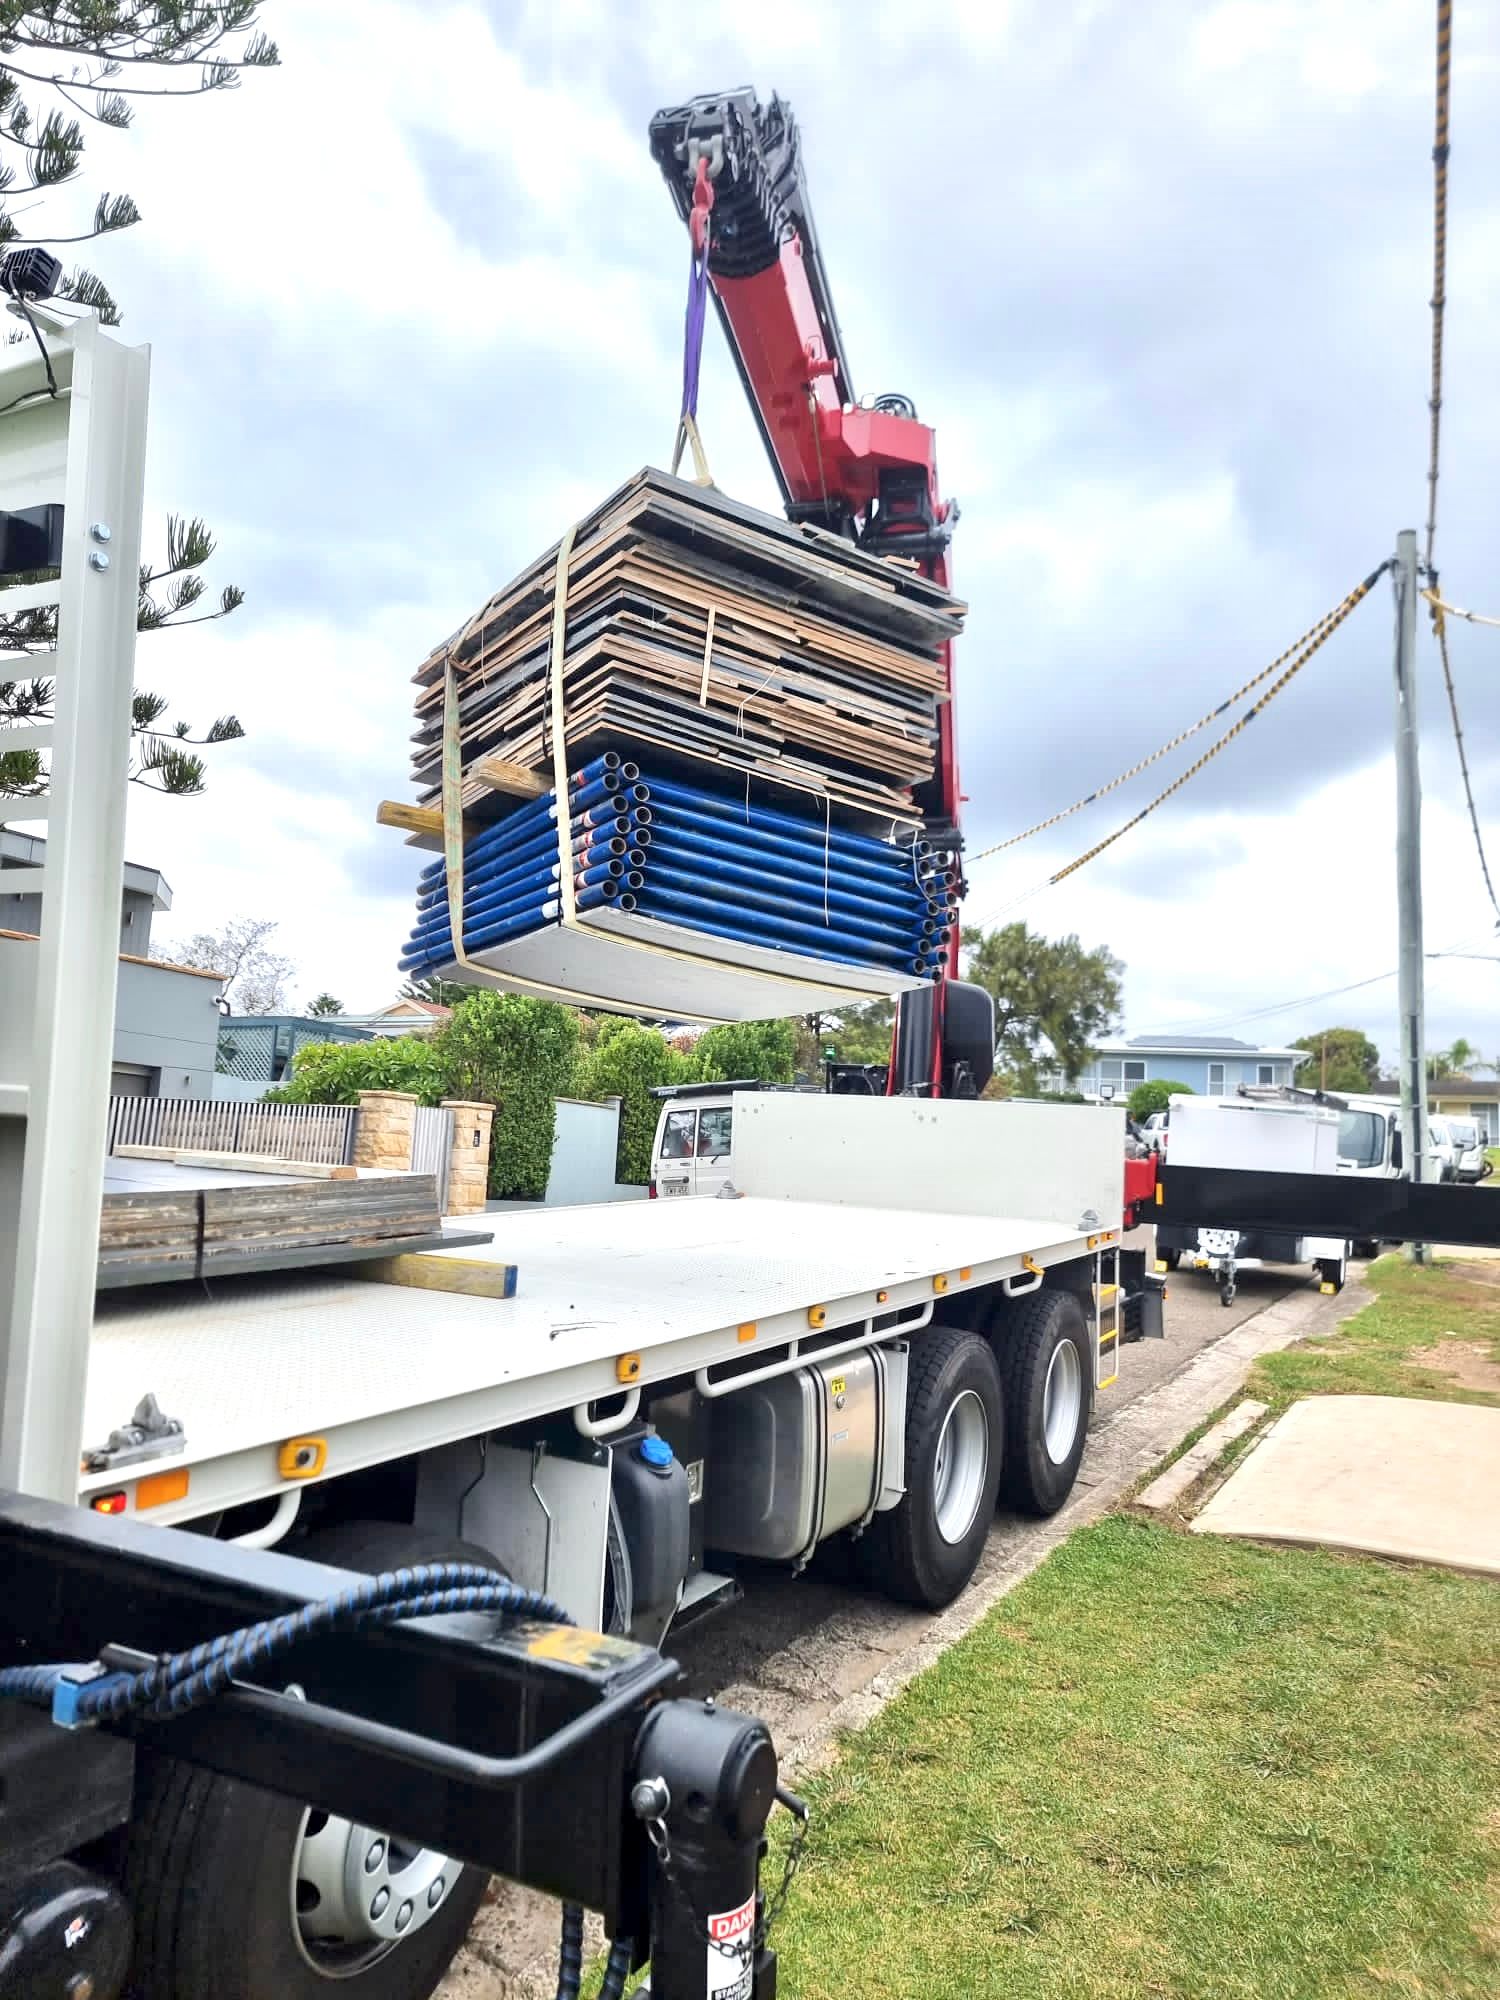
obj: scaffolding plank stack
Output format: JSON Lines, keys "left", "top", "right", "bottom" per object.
{"left": 395, "top": 470, "right": 965, "bottom": 1020}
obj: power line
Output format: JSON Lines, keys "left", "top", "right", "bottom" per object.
{"left": 965, "top": 583, "right": 1379, "bottom": 867}
{"left": 1420, "top": 0, "right": 1500, "bottom": 921}
{"left": 1156, "top": 928, "right": 1494, "bottom": 1037}
{"left": 1044, "top": 563, "right": 1387, "bottom": 889}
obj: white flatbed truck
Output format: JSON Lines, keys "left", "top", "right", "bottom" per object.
{"left": 0, "top": 304, "right": 1162, "bottom": 2000}
{"left": 80, "top": 1092, "right": 1138, "bottom": 1619}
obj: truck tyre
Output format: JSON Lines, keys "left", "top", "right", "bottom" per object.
{"left": 993, "top": 1289, "right": 1093, "bottom": 1517}
{"left": 854, "top": 1326, "right": 1002, "bottom": 1609}
{"left": 123, "top": 1522, "right": 501, "bottom": 2000}
{"left": 1158, "top": 1247, "right": 1181, "bottom": 1272}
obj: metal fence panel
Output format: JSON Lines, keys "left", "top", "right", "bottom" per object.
{"left": 106, "top": 1097, "right": 357, "bottom": 1166}
{"left": 411, "top": 1105, "right": 454, "bottom": 1184}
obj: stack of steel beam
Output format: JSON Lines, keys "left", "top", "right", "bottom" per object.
{"left": 399, "top": 754, "right": 957, "bottom": 1000}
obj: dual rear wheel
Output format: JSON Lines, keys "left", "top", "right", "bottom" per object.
{"left": 855, "top": 1288, "right": 1093, "bottom": 1608}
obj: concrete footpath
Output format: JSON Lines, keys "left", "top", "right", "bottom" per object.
{"left": 442, "top": 1275, "right": 1366, "bottom": 1997}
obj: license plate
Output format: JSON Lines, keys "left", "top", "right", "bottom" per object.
{"left": 661, "top": 1180, "right": 690, "bottom": 1197}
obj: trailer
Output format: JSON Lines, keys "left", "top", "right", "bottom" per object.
{"left": 1152, "top": 1094, "right": 1353, "bottom": 1305}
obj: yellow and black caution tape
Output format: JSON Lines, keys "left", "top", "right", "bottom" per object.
{"left": 969, "top": 576, "right": 1390, "bottom": 868}
{"left": 1045, "top": 563, "right": 1389, "bottom": 888}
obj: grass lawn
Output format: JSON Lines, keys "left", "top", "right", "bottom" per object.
{"left": 771, "top": 1517, "right": 1500, "bottom": 1999}
{"left": 1247, "top": 1255, "right": 1500, "bottom": 1413}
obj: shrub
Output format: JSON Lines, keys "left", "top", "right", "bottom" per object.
{"left": 576, "top": 1019, "right": 699, "bottom": 1183}
{"left": 434, "top": 993, "right": 580, "bottom": 1200}
{"left": 268, "top": 1035, "right": 448, "bottom": 1106}
{"left": 1127, "top": 1078, "right": 1194, "bottom": 1121}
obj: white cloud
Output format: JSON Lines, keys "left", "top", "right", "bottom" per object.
{"left": 19, "top": 0, "right": 1490, "bottom": 1059}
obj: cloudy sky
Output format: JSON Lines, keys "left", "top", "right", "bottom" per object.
{"left": 41, "top": 0, "right": 1500, "bottom": 1062}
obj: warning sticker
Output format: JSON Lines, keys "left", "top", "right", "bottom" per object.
{"left": 706, "top": 1891, "right": 755, "bottom": 1999}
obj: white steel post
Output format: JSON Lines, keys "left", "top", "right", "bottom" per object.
{"left": 0, "top": 314, "right": 151, "bottom": 1497}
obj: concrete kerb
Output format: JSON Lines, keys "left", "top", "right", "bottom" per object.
{"left": 442, "top": 1276, "right": 1369, "bottom": 1999}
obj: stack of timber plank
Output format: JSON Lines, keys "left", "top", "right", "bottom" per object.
{"left": 97, "top": 1156, "right": 459, "bottom": 1289}
{"left": 411, "top": 470, "right": 961, "bottom": 826}
{"left": 396, "top": 469, "right": 965, "bottom": 1021}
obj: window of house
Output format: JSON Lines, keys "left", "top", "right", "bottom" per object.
{"left": 1097, "top": 1059, "right": 1123, "bottom": 1084}
{"left": 1258, "top": 1064, "right": 1275, "bottom": 1085}
{"left": 1208, "top": 1062, "right": 1226, "bottom": 1095}
{"left": 1123, "top": 1061, "right": 1146, "bottom": 1084}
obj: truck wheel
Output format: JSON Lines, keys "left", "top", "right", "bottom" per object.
{"left": 1157, "top": 1247, "right": 1181, "bottom": 1272}
{"left": 123, "top": 1522, "right": 500, "bottom": 2000}
{"left": 993, "top": 1289, "right": 1093, "bottom": 1517}
{"left": 854, "top": 1326, "right": 1002, "bottom": 1609}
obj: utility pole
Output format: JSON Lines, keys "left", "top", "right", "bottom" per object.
{"left": 1393, "top": 529, "right": 1430, "bottom": 1264}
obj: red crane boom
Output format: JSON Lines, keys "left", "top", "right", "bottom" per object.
{"left": 650, "top": 90, "right": 971, "bottom": 1094}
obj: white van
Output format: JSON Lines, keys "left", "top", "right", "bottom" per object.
{"left": 649, "top": 1080, "right": 819, "bottom": 1198}
{"left": 1447, "top": 1116, "right": 1489, "bottom": 1183}
{"left": 647, "top": 1081, "right": 758, "bottom": 1200}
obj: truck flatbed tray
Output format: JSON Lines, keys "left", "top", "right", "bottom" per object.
{"left": 80, "top": 1195, "right": 1097, "bottom": 1521}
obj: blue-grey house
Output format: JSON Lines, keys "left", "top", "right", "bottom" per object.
{"left": 1048, "top": 1034, "right": 1302, "bottom": 1102}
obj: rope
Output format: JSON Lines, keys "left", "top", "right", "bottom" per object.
{"left": 968, "top": 584, "right": 1385, "bottom": 866}
{"left": 1417, "top": 0, "right": 1499, "bottom": 922}
{"left": 1047, "top": 563, "right": 1387, "bottom": 887}
{"left": 1428, "top": 594, "right": 1500, "bottom": 919}
{"left": 0, "top": 1563, "right": 568, "bottom": 1725}
{"left": 1423, "top": 589, "right": 1500, "bottom": 629}
{"left": 1424, "top": 0, "right": 1451, "bottom": 576}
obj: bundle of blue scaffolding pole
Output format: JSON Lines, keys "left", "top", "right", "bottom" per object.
{"left": 399, "top": 753, "right": 956, "bottom": 983}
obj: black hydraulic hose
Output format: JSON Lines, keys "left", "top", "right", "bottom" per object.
{"left": 597, "top": 1934, "right": 634, "bottom": 1998}
{"left": 554, "top": 1900, "right": 585, "bottom": 2000}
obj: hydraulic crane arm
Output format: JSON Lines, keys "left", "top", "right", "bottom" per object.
{"left": 650, "top": 91, "right": 966, "bottom": 1099}
{"left": 648, "top": 89, "right": 954, "bottom": 564}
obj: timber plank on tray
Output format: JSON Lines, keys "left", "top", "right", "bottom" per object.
{"left": 405, "top": 468, "right": 963, "bottom": 832}
{"left": 97, "top": 1163, "right": 451, "bottom": 1287}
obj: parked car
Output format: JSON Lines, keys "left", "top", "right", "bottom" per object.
{"left": 1140, "top": 1110, "right": 1170, "bottom": 1157}
{"left": 1447, "top": 1116, "right": 1492, "bottom": 1183}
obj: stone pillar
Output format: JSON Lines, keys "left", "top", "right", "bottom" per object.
{"left": 441, "top": 1099, "right": 495, "bottom": 1215}
{"left": 352, "top": 1090, "right": 417, "bottom": 1172}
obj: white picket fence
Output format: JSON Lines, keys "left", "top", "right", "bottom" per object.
{"left": 106, "top": 1096, "right": 357, "bottom": 1166}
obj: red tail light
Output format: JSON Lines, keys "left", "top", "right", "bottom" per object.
{"left": 648, "top": 1180, "right": 657, "bottom": 1199}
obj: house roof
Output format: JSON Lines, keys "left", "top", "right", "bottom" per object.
{"left": 0, "top": 928, "right": 222, "bottom": 978}
{"left": 371, "top": 999, "right": 452, "bottom": 1020}
{"left": 1093, "top": 1034, "right": 1303, "bottom": 1061}
{"left": 1368, "top": 1077, "right": 1500, "bottom": 1102}
{"left": 1, "top": 829, "right": 172, "bottom": 911}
